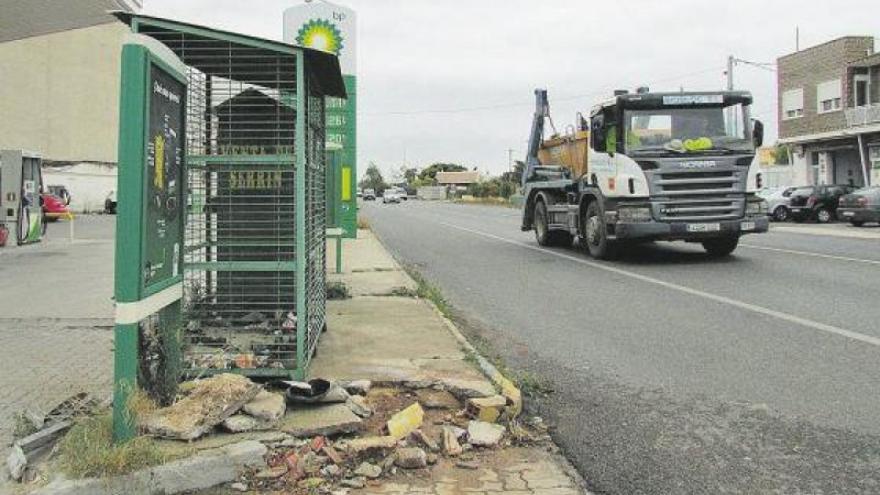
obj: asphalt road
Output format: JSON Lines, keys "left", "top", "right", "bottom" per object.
{"left": 361, "top": 200, "right": 880, "bottom": 495}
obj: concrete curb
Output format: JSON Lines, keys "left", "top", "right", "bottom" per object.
{"left": 424, "top": 300, "right": 524, "bottom": 419}
{"left": 29, "top": 440, "right": 266, "bottom": 495}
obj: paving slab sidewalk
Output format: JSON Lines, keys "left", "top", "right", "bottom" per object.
{"left": 317, "top": 229, "right": 587, "bottom": 494}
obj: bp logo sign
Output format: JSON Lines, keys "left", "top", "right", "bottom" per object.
{"left": 296, "top": 19, "right": 344, "bottom": 56}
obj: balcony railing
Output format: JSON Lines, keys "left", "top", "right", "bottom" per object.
{"left": 846, "top": 104, "right": 880, "bottom": 127}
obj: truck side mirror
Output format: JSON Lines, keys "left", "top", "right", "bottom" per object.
{"left": 752, "top": 119, "right": 764, "bottom": 148}
{"left": 591, "top": 118, "right": 605, "bottom": 151}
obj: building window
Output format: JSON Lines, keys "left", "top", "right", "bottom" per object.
{"left": 817, "top": 79, "right": 842, "bottom": 114}
{"left": 870, "top": 146, "right": 880, "bottom": 170}
{"left": 781, "top": 88, "right": 804, "bottom": 120}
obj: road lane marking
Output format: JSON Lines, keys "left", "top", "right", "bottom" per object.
{"left": 739, "top": 244, "right": 880, "bottom": 266}
{"left": 435, "top": 220, "right": 880, "bottom": 348}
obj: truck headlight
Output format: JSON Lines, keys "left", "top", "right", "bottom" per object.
{"left": 617, "top": 206, "right": 652, "bottom": 222}
{"left": 746, "top": 200, "right": 768, "bottom": 216}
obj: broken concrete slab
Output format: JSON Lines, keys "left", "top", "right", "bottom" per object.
{"left": 341, "top": 380, "right": 372, "bottom": 395}
{"left": 467, "top": 395, "right": 507, "bottom": 423}
{"left": 441, "top": 427, "right": 463, "bottom": 457}
{"left": 6, "top": 445, "right": 26, "bottom": 481}
{"left": 143, "top": 374, "right": 262, "bottom": 441}
{"left": 411, "top": 429, "right": 439, "bottom": 453}
{"left": 353, "top": 461, "right": 382, "bottom": 479}
{"left": 15, "top": 420, "right": 72, "bottom": 455}
{"left": 394, "top": 447, "right": 427, "bottom": 469}
{"left": 279, "top": 404, "right": 363, "bottom": 438}
{"left": 467, "top": 421, "right": 505, "bottom": 447}
{"left": 340, "top": 435, "right": 398, "bottom": 455}
{"left": 222, "top": 415, "right": 259, "bottom": 433}
{"left": 243, "top": 390, "right": 286, "bottom": 422}
{"left": 346, "top": 395, "right": 373, "bottom": 418}
{"left": 31, "top": 441, "right": 267, "bottom": 495}
{"left": 415, "top": 389, "right": 460, "bottom": 410}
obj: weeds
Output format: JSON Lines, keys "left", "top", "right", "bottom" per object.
{"left": 403, "top": 264, "right": 555, "bottom": 400}
{"left": 403, "top": 266, "right": 452, "bottom": 318}
{"left": 390, "top": 286, "right": 418, "bottom": 298}
{"left": 357, "top": 216, "right": 371, "bottom": 230}
{"left": 56, "top": 414, "right": 165, "bottom": 479}
{"left": 327, "top": 281, "right": 352, "bottom": 300}
{"left": 12, "top": 411, "right": 39, "bottom": 440}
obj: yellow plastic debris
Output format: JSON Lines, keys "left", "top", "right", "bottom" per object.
{"left": 387, "top": 403, "right": 424, "bottom": 440}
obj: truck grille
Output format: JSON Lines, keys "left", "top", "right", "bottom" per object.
{"left": 651, "top": 169, "right": 744, "bottom": 221}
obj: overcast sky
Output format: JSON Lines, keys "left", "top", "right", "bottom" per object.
{"left": 144, "top": 0, "right": 877, "bottom": 180}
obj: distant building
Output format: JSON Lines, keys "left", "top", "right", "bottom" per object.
{"left": 0, "top": 0, "right": 140, "bottom": 164}
{"left": 777, "top": 36, "right": 880, "bottom": 187}
{"left": 435, "top": 171, "right": 480, "bottom": 186}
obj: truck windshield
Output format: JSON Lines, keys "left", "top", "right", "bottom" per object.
{"left": 624, "top": 104, "right": 752, "bottom": 154}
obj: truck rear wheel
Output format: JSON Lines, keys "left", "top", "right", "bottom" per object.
{"left": 582, "top": 201, "right": 616, "bottom": 260}
{"left": 534, "top": 200, "right": 572, "bottom": 247}
{"left": 702, "top": 236, "right": 739, "bottom": 257}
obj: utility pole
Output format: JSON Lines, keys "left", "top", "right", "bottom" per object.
{"left": 507, "top": 149, "right": 515, "bottom": 174}
{"left": 726, "top": 55, "right": 735, "bottom": 91}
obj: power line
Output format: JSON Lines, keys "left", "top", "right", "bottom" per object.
{"left": 358, "top": 65, "right": 726, "bottom": 117}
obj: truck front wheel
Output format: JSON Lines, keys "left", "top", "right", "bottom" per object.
{"left": 534, "top": 200, "right": 572, "bottom": 247}
{"left": 702, "top": 236, "right": 739, "bottom": 257}
{"left": 582, "top": 201, "right": 616, "bottom": 260}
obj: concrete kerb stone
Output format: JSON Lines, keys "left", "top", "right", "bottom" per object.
{"left": 423, "top": 299, "right": 523, "bottom": 420}
{"left": 30, "top": 440, "right": 267, "bottom": 495}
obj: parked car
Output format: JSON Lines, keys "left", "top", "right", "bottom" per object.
{"left": 837, "top": 186, "right": 880, "bottom": 227}
{"left": 363, "top": 188, "right": 376, "bottom": 201}
{"left": 382, "top": 189, "right": 401, "bottom": 204}
{"left": 788, "top": 184, "right": 856, "bottom": 223}
{"left": 41, "top": 193, "right": 71, "bottom": 222}
{"left": 758, "top": 186, "right": 797, "bottom": 222}
{"left": 47, "top": 185, "right": 72, "bottom": 206}
{"left": 105, "top": 190, "right": 118, "bottom": 214}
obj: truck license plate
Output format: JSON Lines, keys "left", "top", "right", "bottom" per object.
{"left": 687, "top": 223, "right": 721, "bottom": 233}
{"left": 741, "top": 221, "right": 756, "bottom": 231}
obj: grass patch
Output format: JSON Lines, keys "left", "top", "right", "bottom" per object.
{"left": 56, "top": 414, "right": 165, "bottom": 479}
{"left": 402, "top": 266, "right": 452, "bottom": 318}
{"left": 453, "top": 196, "right": 517, "bottom": 208}
{"left": 327, "top": 281, "right": 352, "bottom": 300}
{"left": 389, "top": 286, "right": 418, "bottom": 298}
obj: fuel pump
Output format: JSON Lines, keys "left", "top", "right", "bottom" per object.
{"left": 1, "top": 150, "right": 44, "bottom": 246}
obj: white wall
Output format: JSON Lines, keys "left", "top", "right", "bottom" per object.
{"left": 43, "top": 163, "right": 116, "bottom": 213}
{"left": 0, "top": 22, "right": 127, "bottom": 163}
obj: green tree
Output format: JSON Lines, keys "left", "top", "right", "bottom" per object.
{"left": 773, "top": 145, "right": 790, "bottom": 165}
{"left": 418, "top": 163, "right": 468, "bottom": 183}
{"left": 358, "top": 162, "right": 388, "bottom": 194}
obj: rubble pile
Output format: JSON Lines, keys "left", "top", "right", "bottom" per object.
{"left": 183, "top": 375, "right": 549, "bottom": 494}
{"left": 5, "top": 374, "right": 550, "bottom": 494}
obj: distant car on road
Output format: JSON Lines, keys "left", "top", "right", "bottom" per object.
{"left": 41, "top": 193, "right": 71, "bottom": 222}
{"left": 788, "top": 184, "right": 856, "bottom": 223}
{"left": 363, "top": 188, "right": 376, "bottom": 201}
{"left": 758, "top": 186, "right": 796, "bottom": 222}
{"left": 838, "top": 186, "right": 880, "bottom": 226}
{"left": 382, "top": 189, "right": 402, "bottom": 204}
{"left": 105, "top": 191, "right": 118, "bottom": 214}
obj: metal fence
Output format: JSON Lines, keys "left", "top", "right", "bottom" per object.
{"left": 130, "top": 15, "right": 344, "bottom": 380}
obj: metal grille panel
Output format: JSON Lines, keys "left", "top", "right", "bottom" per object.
{"left": 136, "top": 25, "right": 328, "bottom": 379}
